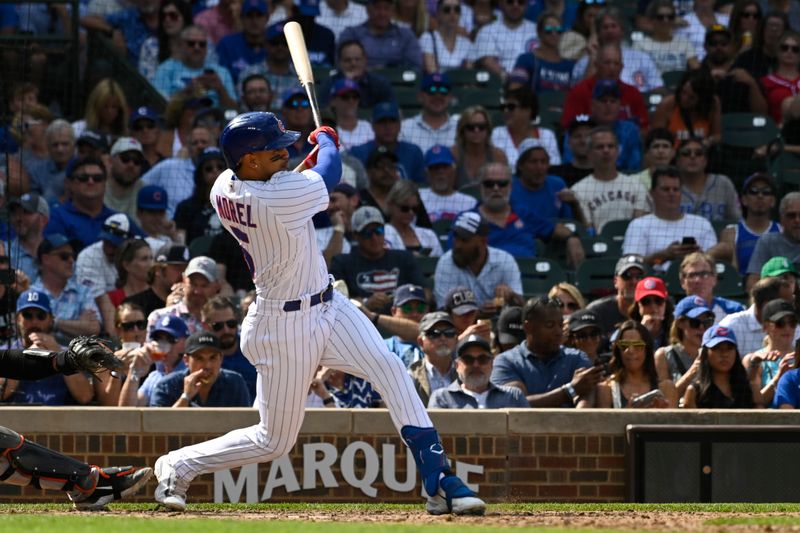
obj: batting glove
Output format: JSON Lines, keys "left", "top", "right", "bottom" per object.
{"left": 308, "top": 126, "right": 340, "bottom": 149}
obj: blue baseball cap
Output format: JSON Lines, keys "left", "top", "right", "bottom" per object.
{"left": 297, "top": 0, "right": 320, "bottom": 16}
{"left": 373, "top": 101, "right": 400, "bottom": 122}
{"left": 99, "top": 213, "right": 133, "bottom": 246}
{"left": 129, "top": 106, "right": 159, "bottom": 128}
{"left": 241, "top": 0, "right": 268, "bottom": 15}
{"left": 393, "top": 284, "right": 426, "bottom": 306}
{"left": 267, "top": 22, "right": 286, "bottom": 42}
{"left": 17, "top": 289, "right": 51, "bottom": 314}
{"left": 150, "top": 315, "right": 189, "bottom": 340}
{"left": 281, "top": 86, "right": 307, "bottom": 107}
{"left": 420, "top": 72, "right": 451, "bottom": 92}
{"left": 424, "top": 145, "right": 455, "bottom": 167}
{"left": 37, "top": 233, "right": 79, "bottom": 259}
{"left": 674, "top": 295, "right": 712, "bottom": 319}
{"left": 138, "top": 185, "right": 168, "bottom": 211}
{"left": 702, "top": 325, "right": 737, "bottom": 348}
{"left": 330, "top": 78, "right": 360, "bottom": 98}
{"left": 593, "top": 79, "right": 621, "bottom": 100}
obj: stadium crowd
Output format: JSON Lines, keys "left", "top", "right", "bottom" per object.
{"left": 2, "top": 0, "right": 800, "bottom": 411}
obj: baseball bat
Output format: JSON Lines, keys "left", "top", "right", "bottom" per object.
{"left": 285, "top": 21, "right": 322, "bottom": 129}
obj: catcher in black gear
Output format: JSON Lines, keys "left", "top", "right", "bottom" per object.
{"left": 0, "top": 336, "right": 153, "bottom": 510}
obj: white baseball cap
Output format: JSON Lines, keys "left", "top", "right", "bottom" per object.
{"left": 352, "top": 206, "right": 385, "bottom": 233}
{"left": 183, "top": 256, "right": 218, "bottom": 282}
{"left": 111, "top": 136, "right": 143, "bottom": 156}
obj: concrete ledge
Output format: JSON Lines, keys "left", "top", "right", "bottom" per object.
{"left": 1, "top": 407, "right": 142, "bottom": 433}
{"left": 428, "top": 409, "right": 508, "bottom": 435}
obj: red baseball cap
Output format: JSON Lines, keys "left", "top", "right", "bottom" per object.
{"left": 635, "top": 277, "right": 667, "bottom": 302}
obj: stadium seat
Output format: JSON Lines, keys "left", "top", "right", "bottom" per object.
{"left": 580, "top": 236, "right": 621, "bottom": 259}
{"left": 599, "top": 219, "right": 631, "bottom": 246}
{"left": 574, "top": 257, "right": 618, "bottom": 300}
{"left": 661, "top": 70, "right": 686, "bottom": 91}
{"left": 516, "top": 258, "right": 566, "bottom": 299}
{"left": 189, "top": 235, "right": 214, "bottom": 257}
{"left": 446, "top": 68, "right": 502, "bottom": 92}
{"left": 714, "top": 113, "right": 780, "bottom": 186}
{"left": 417, "top": 255, "right": 438, "bottom": 289}
{"left": 432, "top": 219, "right": 452, "bottom": 250}
{"left": 770, "top": 151, "right": 800, "bottom": 195}
{"left": 454, "top": 87, "right": 502, "bottom": 112}
{"left": 394, "top": 86, "right": 422, "bottom": 115}
{"left": 374, "top": 68, "right": 418, "bottom": 87}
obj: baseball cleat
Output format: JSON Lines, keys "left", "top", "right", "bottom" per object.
{"left": 71, "top": 466, "right": 153, "bottom": 511}
{"left": 154, "top": 455, "right": 187, "bottom": 511}
{"left": 426, "top": 474, "right": 486, "bottom": 516}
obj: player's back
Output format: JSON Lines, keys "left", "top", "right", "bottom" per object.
{"left": 210, "top": 168, "right": 330, "bottom": 300}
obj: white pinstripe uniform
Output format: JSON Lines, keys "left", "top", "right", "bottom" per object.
{"left": 160, "top": 165, "right": 433, "bottom": 483}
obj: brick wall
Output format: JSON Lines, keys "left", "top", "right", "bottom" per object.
{"left": 1, "top": 408, "right": 797, "bottom": 503}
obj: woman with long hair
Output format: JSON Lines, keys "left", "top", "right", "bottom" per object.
{"left": 72, "top": 78, "right": 130, "bottom": 142}
{"left": 510, "top": 11, "right": 574, "bottom": 93}
{"left": 652, "top": 69, "right": 721, "bottom": 146}
{"left": 760, "top": 31, "right": 800, "bottom": 125}
{"left": 634, "top": 0, "right": 700, "bottom": 74}
{"left": 559, "top": 0, "right": 603, "bottom": 61}
{"left": 491, "top": 87, "right": 560, "bottom": 170}
{"left": 548, "top": 282, "right": 585, "bottom": 318}
{"left": 627, "top": 277, "right": 674, "bottom": 350}
{"left": 420, "top": 0, "right": 474, "bottom": 73}
{"left": 107, "top": 239, "right": 154, "bottom": 307}
{"left": 734, "top": 11, "right": 789, "bottom": 80}
{"left": 683, "top": 325, "right": 763, "bottom": 408}
{"left": 597, "top": 320, "right": 677, "bottom": 408}
{"left": 728, "top": 0, "right": 763, "bottom": 55}
{"left": 385, "top": 180, "right": 442, "bottom": 257}
{"left": 394, "top": 0, "right": 429, "bottom": 36}
{"left": 450, "top": 106, "right": 507, "bottom": 189}
{"left": 139, "top": 0, "right": 194, "bottom": 82}
{"left": 174, "top": 147, "right": 227, "bottom": 244}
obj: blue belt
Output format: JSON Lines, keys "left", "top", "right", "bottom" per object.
{"left": 283, "top": 284, "right": 334, "bottom": 312}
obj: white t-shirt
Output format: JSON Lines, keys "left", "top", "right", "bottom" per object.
{"left": 419, "top": 31, "right": 474, "bottom": 71}
{"left": 473, "top": 19, "right": 539, "bottom": 73}
{"left": 621, "top": 213, "right": 718, "bottom": 271}
{"left": 633, "top": 36, "right": 697, "bottom": 74}
{"left": 75, "top": 241, "right": 118, "bottom": 298}
{"left": 676, "top": 11, "right": 730, "bottom": 61}
{"left": 386, "top": 224, "right": 444, "bottom": 257}
{"left": 419, "top": 188, "right": 478, "bottom": 222}
{"left": 572, "top": 45, "right": 663, "bottom": 92}
{"left": 571, "top": 173, "right": 650, "bottom": 233}
{"left": 491, "top": 127, "right": 561, "bottom": 168}
{"left": 317, "top": 1, "right": 368, "bottom": 42}
{"left": 337, "top": 120, "right": 374, "bottom": 151}
{"left": 399, "top": 114, "right": 459, "bottom": 153}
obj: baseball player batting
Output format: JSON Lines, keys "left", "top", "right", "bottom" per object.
{"left": 153, "top": 112, "right": 485, "bottom": 515}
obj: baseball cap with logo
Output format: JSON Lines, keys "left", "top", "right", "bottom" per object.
{"left": 496, "top": 306, "right": 524, "bottom": 345}
{"left": 366, "top": 145, "right": 399, "bottom": 168}
{"left": 373, "top": 101, "right": 400, "bottom": 122}
{"left": 418, "top": 311, "right": 455, "bottom": 335}
{"left": 16, "top": 289, "right": 52, "bottom": 314}
{"left": 742, "top": 172, "right": 774, "bottom": 193}
{"left": 615, "top": 254, "right": 647, "bottom": 276}
{"left": 130, "top": 106, "right": 160, "bottom": 128}
{"left": 761, "top": 256, "right": 799, "bottom": 279}
{"left": 351, "top": 206, "right": 385, "bottom": 232}
{"left": 567, "top": 114, "right": 597, "bottom": 134}
{"left": 184, "top": 256, "right": 218, "bottom": 282}
{"left": 421, "top": 72, "right": 451, "bottom": 92}
{"left": 674, "top": 295, "right": 712, "bottom": 318}
{"left": 702, "top": 325, "right": 736, "bottom": 348}
{"left": 185, "top": 331, "right": 223, "bottom": 354}
{"left": 156, "top": 244, "right": 191, "bottom": 264}
{"left": 330, "top": 78, "right": 360, "bottom": 98}
{"left": 424, "top": 145, "right": 455, "bottom": 167}
{"left": 762, "top": 299, "right": 797, "bottom": 323}
{"left": 444, "top": 286, "right": 479, "bottom": 315}
{"left": 593, "top": 79, "right": 621, "bottom": 100}
{"left": 137, "top": 185, "right": 168, "bottom": 211}
{"left": 393, "top": 284, "right": 426, "bottom": 306}
{"left": 456, "top": 334, "right": 491, "bottom": 358}
{"left": 99, "top": 213, "right": 133, "bottom": 246}
{"left": 8, "top": 192, "right": 49, "bottom": 218}
{"left": 634, "top": 277, "right": 668, "bottom": 302}
{"left": 241, "top": 0, "right": 267, "bottom": 15}
{"left": 151, "top": 315, "right": 189, "bottom": 340}
{"left": 453, "top": 212, "right": 489, "bottom": 239}
{"left": 36, "top": 233, "right": 79, "bottom": 259}
{"left": 111, "top": 137, "right": 143, "bottom": 157}
{"left": 567, "top": 309, "right": 600, "bottom": 333}
{"left": 705, "top": 24, "right": 732, "bottom": 44}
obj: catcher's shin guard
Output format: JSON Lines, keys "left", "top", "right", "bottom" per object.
{"left": 0, "top": 426, "right": 94, "bottom": 492}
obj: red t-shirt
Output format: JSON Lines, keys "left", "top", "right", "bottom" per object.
{"left": 760, "top": 73, "right": 800, "bottom": 124}
{"left": 561, "top": 76, "right": 649, "bottom": 131}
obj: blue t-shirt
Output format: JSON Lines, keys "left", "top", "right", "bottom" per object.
{"left": 106, "top": 7, "right": 156, "bottom": 66}
{"left": 348, "top": 140, "right": 426, "bottom": 184}
{"left": 735, "top": 220, "right": 781, "bottom": 276}
{"left": 462, "top": 207, "right": 552, "bottom": 257}
{"left": 267, "top": 20, "right": 335, "bottom": 67}
{"left": 221, "top": 343, "right": 257, "bottom": 403}
{"left": 525, "top": 0, "right": 578, "bottom": 28}
{"left": 44, "top": 202, "right": 144, "bottom": 251}
{"left": 149, "top": 367, "right": 251, "bottom": 407}
{"left": 510, "top": 175, "right": 573, "bottom": 222}
{"left": 563, "top": 120, "right": 642, "bottom": 173}
{"left": 773, "top": 368, "right": 800, "bottom": 408}
{"left": 216, "top": 32, "right": 266, "bottom": 83}
{"left": 4, "top": 374, "right": 74, "bottom": 405}
{"left": 512, "top": 53, "right": 575, "bottom": 93}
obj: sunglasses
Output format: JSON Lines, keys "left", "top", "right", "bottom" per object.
{"left": 640, "top": 296, "right": 665, "bottom": 306}
{"left": 51, "top": 251, "right": 75, "bottom": 261}
{"left": 72, "top": 172, "right": 106, "bottom": 183}
{"left": 741, "top": 10, "right": 760, "bottom": 19}
{"left": 619, "top": 271, "right": 643, "bottom": 281}
{"left": 708, "top": 39, "right": 731, "bottom": 48}
{"left": 21, "top": 309, "right": 47, "bottom": 321}
{"left": 561, "top": 301, "right": 580, "bottom": 311}
{"left": 425, "top": 328, "right": 457, "bottom": 339}
{"left": 118, "top": 152, "right": 144, "bottom": 165}
{"left": 358, "top": 225, "right": 385, "bottom": 239}
{"left": 572, "top": 329, "right": 600, "bottom": 341}
{"left": 203, "top": 162, "right": 226, "bottom": 173}
{"left": 688, "top": 316, "right": 714, "bottom": 329}
{"left": 211, "top": 319, "right": 238, "bottom": 331}
{"left": 286, "top": 99, "right": 310, "bottom": 109}
{"left": 682, "top": 270, "right": 714, "bottom": 280}
{"left": 184, "top": 39, "right": 207, "bottom": 49}
{"left": 397, "top": 204, "right": 418, "bottom": 213}
{"left": 441, "top": 4, "right": 461, "bottom": 13}
{"left": 780, "top": 44, "right": 800, "bottom": 53}
{"left": 680, "top": 148, "right": 705, "bottom": 158}
{"left": 459, "top": 353, "right": 492, "bottom": 365}
{"left": 747, "top": 187, "right": 774, "bottom": 196}
{"left": 162, "top": 9, "right": 181, "bottom": 20}
{"left": 465, "top": 123, "right": 488, "bottom": 132}
{"left": 655, "top": 13, "right": 676, "bottom": 21}
{"left": 774, "top": 317, "right": 798, "bottom": 329}
{"left": 482, "top": 179, "right": 510, "bottom": 189}
{"left": 500, "top": 103, "right": 519, "bottom": 112}
{"left": 543, "top": 25, "right": 564, "bottom": 33}
{"left": 133, "top": 120, "right": 157, "bottom": 131}
{"left": 616, "top": 340, "right": 646, "bottom": 350}
{"left": 119, "top": 320, "right": 147, "bottom": 331}
{"left": 399, "top": 302, "right": 428, "bottom": 314}
{"left": 426, "top": 85, "right": 450, "bottom": 95}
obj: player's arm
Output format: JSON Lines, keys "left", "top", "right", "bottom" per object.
{"left": 304, "top": 127, "right": 342, "bottom": 192}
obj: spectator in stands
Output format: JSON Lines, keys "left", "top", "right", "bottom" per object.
{"left": 586, "top": 254, "right": 647, "bottom": 336}
{"left": 318, "top": 40, "right": 395, "bottom": 110}
{"left": 676, "top": 138, "right": 741, "bottom": 222}
{"left": 634, "top": 0, "right": 699, "bottom": 74}
{"left": 141, "top": 125, "right": 213, "bottom": 218}
{"left": 675, "top": 0, "right": 730, "bottom": 61}
{"left": 443, "top": 286, "right": 492, "bottom": 342}
{"left": 451, "top": 106, "right": 508, "bottom": 190}
{"left": 12, "top": 104, "right": 52, "bottom": 186}
{"left": 774, "top": 339, "right": 800, "bottom": 408}
{"left": 194, "top": 0, "right": 238, "bottom": 45}
{"left": 318, "top": 184, "right": 356, "bottom": 265}
{"left": 559, "top": 0, "right": 602, "bottom": 61}
{"left": 174, "top": 147, "right": 226, "bottom": 245}
{"left": 429, "top": 333, "right": 529, "bottom": 408}
{"left": 492, "top": 296, "right": 601, "bottom": 407}
{"left": 571, "top": 127, "right": 649, "bottom": 233}
{"left": 1, "top": 289, "right": 93, "bottom": 405}
{"left": 629, "top": 128, "right": 676, "bottom": 190}
{"left": 622, "top": 166, "right": 718, "bottom": 272}
{"left": 330, "top": 206, "right": 428, "bottom": 314}
{"left": 111, "top": 302, "right": 147, "bottom": 399}
{"left": 572, "top": 7, "right": 663, "bottom": 92}
{"left": 682, "top": 325, "right": 763, "bottom": 408}
{"left": 129, "top": 106, "right": 165, "bottom": 169}
{"left": 746, "top": 192, "right": 800, "bottom": 288}
{"left": 399, "top": 72, "right": 458, "bottom": 153}
{"left": 8, "top": 193, "right": 48, "bottom": 281}
{"left": 154, "top": 25, "right": 237, "bottom": 109}
{"left": 81, "top": 0, "right": 159, "bottom": 66}
{"left": 597, "top": 320, "right": 677, "bottom": 408}
{"left": 409, "top": 311, "right": 459, "bottom": 405}
{"left": 108, "top": 238, "right": 153, "bottom": 309}
{"left": 32, "top": 234, "right": 102, "bottom": 343}
{"left": 760, "top": 257, "right": 800, "bottom": 304}
{"left": 103, "top": 137, "right": 146, "bottom": 221}
{"left": 363, "top": 283, "right": 428, "bottom": 368}
{"left": 679, "top": 252, "right": 745, "bottom": 322}
{"left": 386, "top": 180, "right": 442, "bottom": 257}
{"left": 420, "top": 0, "right": 474, "bottom": 74}
{"left": 492, "top": 87, "right": 561, "bottom": 169}
{"left": 310, "top": 366, "right": 383, "bottom": 408}
{"left": 651, "top": 69, "right": 722, "bottom": 146}
{"left": 75, "top": 213, "right": 134, "bottom": 303}
{"left": 155, "top": 90, "right": 210, "bottom": 158}
{"left": 549, "top": 115, "right": 596, "bottom": 187}
{"left": 239, "top": 73, "right": 273, "bottom": 112}
{"left": 318, "top": 0, "right": 368, "bottom": 42}
{"left": 495, "top": 305, "right": 526, "bottom": 353}
{"left": 433, "top": 211, "right": 523, "bottom": 309}
{"left": 472, "top": 0, "right": 538, "bottom": 77}
{"left": 549, "top": 282, "right": 585, "bottom": 319}
{"left": 138, "top": 0, "right": 194, "bottom": 83}
{"left": 148, "top": 256, "right": 221, "bottom": 334}
{"left": 349, "top": 102, "right": 424, "bottom": 183}
{"left": 269, "top": 0, "right": 336, "bottom": 67}
{"left": 280, "top": 88, "right": 315, "bottom": 158}
{"left": 564, "top": 309, "right": 602, "bottom": 362}
{"left": 25, "top": 120, "right": 74, "bottom": 203}
{"left": 394, "top": 0, "right": 431, "bottom": 36}
{"left": 216, "top": 0, "right": 268, "bottom": 83}
{"left": 71, "top": 79, "right": 130, "bottom": 142}
{"left": 359, "top": 147, "right": 401, "bottom": 218}
{"left": 627, "top": 276, "right": 674, "bottom": 349}
{"left": 718, "top": 173, "right": 780, "bottom": 276}
{"left": 730, "top": 0, "right": 763, "bottom": 56}
{"left": 420, "top": 145, "right": 477, "bottom": 224}
{"left": 699, "top": 24, "right": 768, "bottom": 114}
{"left": 74, "top": 130, "right": 110, "bottom": 161}
{"left": 330, "top": 80, "right": 373, "bottom": 150}
{"left": 201, "top": 295, "right": 256, "bottom": 403}
{"left": 137, "top": 185, "right": 182, "bottom": 250}
{"left": 237, "top": 24, "right": 297, "bottom": 111}
{"left": 734, "top": 11, "right": 789, "bottom": 80}
{"left": 339, "top": 0, "right": 422, "bottom": 70}
{"left": 124, "top": 244, "right": 190, "bottom": 316}
{"left": 509, "top": 11, "right": 575, "bottom": 94}
{"left": 760, "top": 31, "right": 800, "bottom": 125}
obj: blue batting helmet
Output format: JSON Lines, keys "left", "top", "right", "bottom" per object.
{"left": 219, "top": 112, "right": 300, "bottom": 168}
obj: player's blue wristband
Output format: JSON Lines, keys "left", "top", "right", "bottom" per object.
{"left": 312, "top": 134, "right": 342, "bottom": 192}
